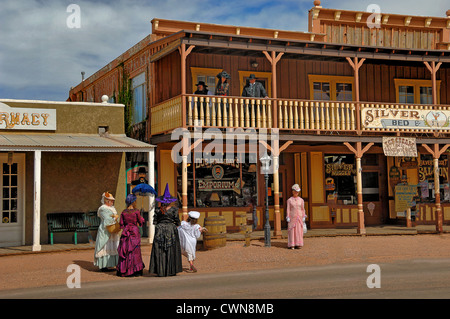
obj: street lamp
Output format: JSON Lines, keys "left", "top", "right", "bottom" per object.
{"left": 260, "top": 154, "right": 272, "bottom": 247}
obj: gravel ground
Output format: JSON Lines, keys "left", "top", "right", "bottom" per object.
{"left": 1, "top": 234, "right": 450, "bottom": 291}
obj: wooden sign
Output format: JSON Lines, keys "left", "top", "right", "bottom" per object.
{"left": 383, "top": 137, "right": 417, "bottom": 157}
{"left": 0, "top": 103, "right": 56, "bottom": 130}
{"left": 395, "top": 184, "right": 417, "bottom": 212}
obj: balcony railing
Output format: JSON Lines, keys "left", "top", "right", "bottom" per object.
{"left": 150, "top": 94, "right": 449, "bottom": 136}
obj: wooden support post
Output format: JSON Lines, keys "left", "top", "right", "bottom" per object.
{"left": 344, "top": 142, "right": 374, "bottom": 235}
{"left": 263, "top": 50, "right": 283, "bottom": 129}
{"left": 424, "top": 61, "right": 442, "bottom": 105}
{"left": 346, "top": 57, "right": 365, "bottom": 135}
{"left": 179, "top": 44, "right": 195, "bottom": 128}
{"left": 32, "top": 150, "right": 42, "bottom": 251}
{"left": 421, "top": 143, "right": 450, "bottom": 233}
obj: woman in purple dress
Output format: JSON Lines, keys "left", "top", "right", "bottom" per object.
{"left": 116, "top": 194, "right": 145, "bottom": 277}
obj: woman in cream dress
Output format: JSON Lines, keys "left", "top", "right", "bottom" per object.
{"left": 94, "top": 192, "right": 120, "bottom": 271}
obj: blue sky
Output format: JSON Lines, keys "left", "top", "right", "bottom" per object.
{"left": 0, "top": 0, "right": 448, "bottom": 102}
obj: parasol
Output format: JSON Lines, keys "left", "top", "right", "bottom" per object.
{"left": 132, "top": 183, "right": 157, "bottom": 196}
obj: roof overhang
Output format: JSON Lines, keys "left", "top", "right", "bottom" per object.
{"left": 0, "top": 134, "right": 155, "bottom": 152}
{"left": 149, "top": 30, "right": 450, "bottom": 64}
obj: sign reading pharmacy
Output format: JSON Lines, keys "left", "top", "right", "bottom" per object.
{"left": 0, "top": 102, "right": 56, "bottom": 130}
{"left": 363, "top": 107, "right": 450, "bottom": 130}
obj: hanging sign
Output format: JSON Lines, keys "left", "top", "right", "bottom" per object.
{"left": 0, "top": 103, "right": 56, "bottom": 130}
{"left": 382, "top": 137, "right": 417, "bottom": 157}
{"left": 362, "top": 108, "right": 450, "bottom": 130}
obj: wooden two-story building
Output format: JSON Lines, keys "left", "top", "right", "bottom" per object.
{"left": 68, "top": 1, "right": 450, "bottom": 235}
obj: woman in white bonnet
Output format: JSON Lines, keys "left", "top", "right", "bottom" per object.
{"left": 94, "top": 192, "right": 120, "bottom": 271}
{"left": 178, "top": 211, "right": 207, "bottom": 272}
{"left": 286, "top": 184, "right": 306, "bottom": 249}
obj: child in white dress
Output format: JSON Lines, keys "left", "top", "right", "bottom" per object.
{"left": 178, "top": 211, "right": 207, "bottom": 272}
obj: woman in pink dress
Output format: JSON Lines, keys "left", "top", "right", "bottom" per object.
{"left": 286, "top": 184, "right": 305, "bottom": 249}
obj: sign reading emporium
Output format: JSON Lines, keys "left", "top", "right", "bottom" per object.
{"left": 362, "top": 107, "right": 450, "bottom": 131}
{"left": 0, "top": 102, "right": 56, "bottom": 130}
{"left": 383, "top": 137, "right": 417, "bottom": 157}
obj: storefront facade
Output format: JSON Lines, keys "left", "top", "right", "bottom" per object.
{"left": 68, "top": 2, "right": 450, "bottom": 234}
{"left": 0, "top": 99, "right": 155, "bottom": 249}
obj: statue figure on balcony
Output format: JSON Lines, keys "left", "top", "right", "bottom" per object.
{"left": 242, "top": 74, "right": 268, "bottom": 98}
{"left": 194, "top": 81, "right": 211, "bottom": 95}
{"left": 215, "top": 71, "right": 231, "bottom": 96}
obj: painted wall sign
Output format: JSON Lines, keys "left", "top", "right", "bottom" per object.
{"left": 418, "top": 158, "right": 448, "bottom": 182}
{"left": 382, "top": 137, "right": 417, "bottom": 157}
{"left": 325, "top": 163, "right": 356, "bottom": 176}
{"left": 362, "top": 108, "right": 450, "bottom": 130}
{"left": 0, "top": 103, "right": 56, "bottom": 130}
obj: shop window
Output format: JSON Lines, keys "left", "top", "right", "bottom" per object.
{"left": 418, "top": 154, "right": 449, "bottom": 203}
{"left": 309, "top": 75, "right": 354, "bottom": 101}
{"left": 131, "top": 73, "right": 147, "bottom": 124}
{"left": 394, "top": 79, "right": 441, "bottom": 105}
{"left": 2, "top": 163, "right": 18, "bottom": 224}
{"left": 362, "top": 172, "right": 380, "bottom": 202}
{"left": 324, "top": 154, "right": 356, "bottom": 205}
{"left": 177, "top": 153, "right": 258, "bottom": 208}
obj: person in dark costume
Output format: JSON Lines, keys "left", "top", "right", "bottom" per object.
{"left": 149, "top": 184, "right": 183, "bottom": 277}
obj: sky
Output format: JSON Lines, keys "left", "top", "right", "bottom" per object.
{"left": 0, "top": 0, "right": 448, "bottom": 102}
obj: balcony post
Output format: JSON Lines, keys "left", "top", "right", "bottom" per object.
{"left": 263, "top": 51, "right": 283, "bottom": 128}
{"left": 421, "top": 143, "right": 450, "bottom": 233}
{"left": 179, "top": 43, "right": 195, "bottom": 128}
{"left": 346, "top": 57, "right": 365, "bottom": 135}
{"left": 344, "top": 142, "right": 374, "bottom": 235}
{"left": 424, "top": 61, "right": 442, "bottom": 105}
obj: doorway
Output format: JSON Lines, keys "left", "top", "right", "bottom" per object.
{"left": 0, "top": 153, "right": 25, "bottom": 247}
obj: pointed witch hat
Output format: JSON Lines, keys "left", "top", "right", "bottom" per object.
{"left": 155, "top": 183, "right": 177, "bottom": 204}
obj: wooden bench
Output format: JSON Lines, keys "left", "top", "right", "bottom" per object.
{"left": 47, "top": 212, "right": 89, "bottom": 245}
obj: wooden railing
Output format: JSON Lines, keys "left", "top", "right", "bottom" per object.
{"left": 187, "top": 95, "right": 356, "bottom": 132}
{"left": 150, "top": 94, "right": 449, "bottom": 136}
{"left": 151, "top": 96, "right": 183, "bottom": 135}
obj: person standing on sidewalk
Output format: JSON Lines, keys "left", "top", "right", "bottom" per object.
{"left": 94, "top": 192, "right": 120, "bottom": 271}
{"left": 286, "top": 184, "right": 306, "bottom": 249}
{"left": 178, "top": 211, "right": 207, "bottom": 272}
{"left": 149, "top": 184, "right": 183, "bottom": 277}
{"left": 116, "top": 194, "right": 145, "bottom": 277}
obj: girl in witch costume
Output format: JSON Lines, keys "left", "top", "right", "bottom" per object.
{"left": 149, "top": 184, "right": 183, "bottom": 277}
{"left": 94, "top": 192, "right": 120, "bottom": 271}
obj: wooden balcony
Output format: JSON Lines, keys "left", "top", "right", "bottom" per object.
{"left": 150, "top": 94, "right": 450, "bottom": 137}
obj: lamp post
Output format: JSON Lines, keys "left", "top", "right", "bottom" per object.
{"left": 260, "top": 154, "right": 272, "bottom": 247}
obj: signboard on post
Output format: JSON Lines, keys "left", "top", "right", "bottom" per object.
{"left": 395, "top": 184, "right": 417, "bottom": 212}
{"left": 383, "top": 137, "right": 417, "bottom": 157}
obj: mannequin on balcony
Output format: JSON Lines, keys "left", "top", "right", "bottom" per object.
{"left": 242, "top": 74, "right": 268, "bottom": 98}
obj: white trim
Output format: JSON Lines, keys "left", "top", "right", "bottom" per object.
{"left": 0, "top": 99, "right": 124, "bottom": 108}
{"left": 32, "top": 150, "right": 41, "bottom": 251}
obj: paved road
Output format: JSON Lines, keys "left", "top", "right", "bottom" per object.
{"left": 2, "top": 258, "right": 450, "bottom": 299}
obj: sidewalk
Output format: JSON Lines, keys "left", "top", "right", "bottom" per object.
{"left": 1, "top": 224, "right": 448, "bottom": 257}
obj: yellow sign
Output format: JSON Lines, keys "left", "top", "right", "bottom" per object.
{"left": 395, "top": 184, "right": 417, "bottom": 212}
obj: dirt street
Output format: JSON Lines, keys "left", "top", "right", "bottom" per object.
{"left": 1, "top": 234, "right": 450, "bottom": 291}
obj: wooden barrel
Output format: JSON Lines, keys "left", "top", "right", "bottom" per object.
{"left": 203, "top": 215, "right": 227, "bottom": 250}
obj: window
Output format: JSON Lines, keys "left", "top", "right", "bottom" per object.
{"left": 190, "top": 67, "right": 223, "bottom": 94}
{"left": 2, "top": 163, "right": 18, "bottom": 224}
{"left": 238, "top": 71, "right": 272, "bottom": 98}
{"left": 418, "top": 154, "right": 449, "bottom": 203}
{"left": 131, "top": 73, "right": 146, "bottom": 124}
{"left": 308, "top": 75, "right": 354, "bottom": 101}
{"left": 324, "top": 154, "right": 357, "bottom": 205}
{"left": 394, "top": 79, "right": 441, "bottom": 105}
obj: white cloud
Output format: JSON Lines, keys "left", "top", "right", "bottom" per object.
{"left": 0, "top": 0, "right": 446, "bottom": 101}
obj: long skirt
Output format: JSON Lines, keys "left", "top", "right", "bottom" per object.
{"left": 149, "top": 223, "right": 183, "bottom": 277}
{"left": 287, "top": 217, "right": 304, "bottom": 248}
{"left": 116, "top": 225, "right": 145, "bottom": 277}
